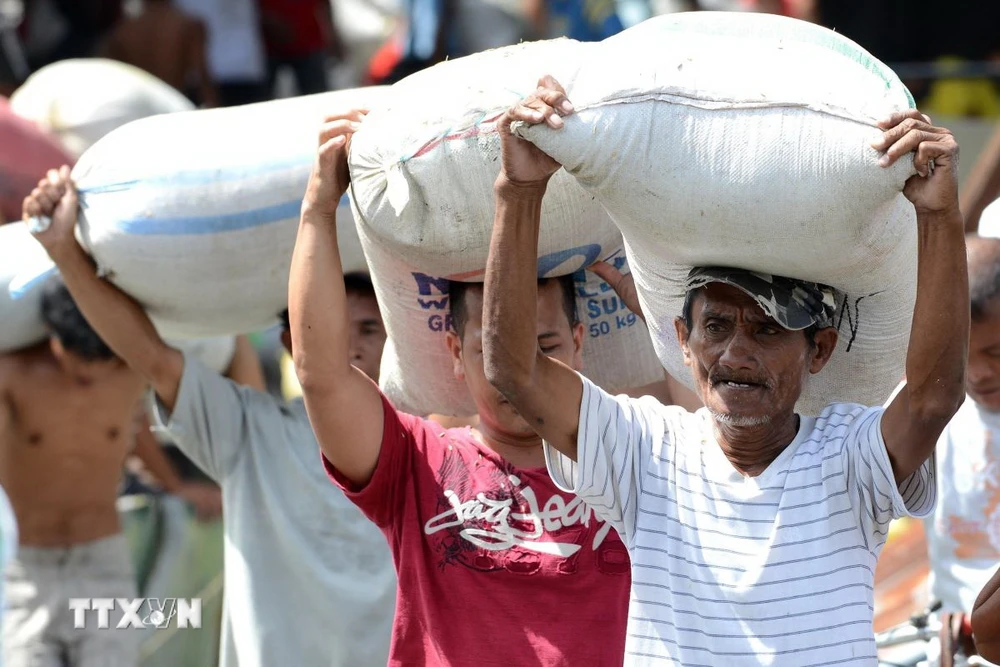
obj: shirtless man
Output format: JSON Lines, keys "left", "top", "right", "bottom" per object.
{"left": 102, "top": 0, "right": 219, "bottom": 107}
{"left": 0, "top": 276, "right": 145, "bottom": 667}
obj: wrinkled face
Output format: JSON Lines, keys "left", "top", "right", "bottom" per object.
{"left": 674, "top": 284, "right": 837, "bottom": 427}
{"left": 447, "top": 282, "right": 584, "bottom": 438}
{"left": 346, "top": 292, "right": 387, "bottom": 383}
{"left": 967, "top": 306, "right": 1000, "bottom": 412}
{"left": 49, "top": 336, "right": 123, "bottom": 385}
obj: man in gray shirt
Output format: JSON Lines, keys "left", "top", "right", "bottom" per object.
{"left": 24, "top": 166, "right": 396, "bottom": 667}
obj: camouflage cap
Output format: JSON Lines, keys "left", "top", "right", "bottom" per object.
{"left": 685, "top": 267, "right": 838, "bottom": 331}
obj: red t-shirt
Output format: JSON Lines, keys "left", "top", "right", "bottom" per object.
{"left": 324, "top": 394, "right": 631, "bottom": 666}
{"left": 258, "top": 0, "right": 325, "bottom": 58}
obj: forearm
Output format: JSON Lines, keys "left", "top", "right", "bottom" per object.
{"left": 51, "top": 242, "right": 183, "bottom": 405}
{"left": 905, "top": 212, "right": 968, "bottom": 418}
{"left": 288, "top": 208, "right": 353, "bottom": 389}
{"left": 482, "top": 177, "right": 547, "bottom": 393}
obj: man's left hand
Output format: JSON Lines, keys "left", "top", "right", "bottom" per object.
{"left": 873, "top": 110, "right": 961, "bottom": 217}
{"left": 497, "top": 75, "right": 574, "bottom": 189}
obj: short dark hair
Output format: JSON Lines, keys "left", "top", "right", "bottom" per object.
{"left": 276, "top": 272, "right": 378, "bottom": 331}
{"left": 449, "top": 275, "right": 578, "bottom": 339}
{"left": 681, "top": 287, "right": 819, "bottom": 347}
{"left": 968, "top": 235, "right": 1000, "bottom": 321}
{"left": 344, "top": 272, "right": 376, "bottom": 300}
{"left": 40, "top": 276, "right": 116, "bottom": 361}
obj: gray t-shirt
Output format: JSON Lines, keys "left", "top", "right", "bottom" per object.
{"left": 153, "top": 354, "right": 396, "bottom": 667}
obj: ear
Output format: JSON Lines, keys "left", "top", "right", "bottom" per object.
{"left": 49, "top": 335, "right": 64, "bottom": 359}
{"left": 445, "top": 331, "right": 465, "bottom": 381}
{"left": 571, "top": 321, "right": 585, "bottom": 371}
{"left": 808, "top": 327, "right": 839, "bottom": 374}
{"left": 674, "top": 316, "right": 692, "bottom": 368}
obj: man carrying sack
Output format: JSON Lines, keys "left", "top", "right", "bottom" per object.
{"left": 482, "top": 75, "right": 968, "bottom": 666}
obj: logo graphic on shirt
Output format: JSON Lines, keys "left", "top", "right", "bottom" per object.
{"left": 423, "top": 448, "right": 623, "bottom": 574}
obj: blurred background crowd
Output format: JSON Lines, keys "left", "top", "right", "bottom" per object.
{"left": 1, "top": 0, "right": 998, "bottom": 112}
{"left": 0, "top": 0, "right": 997, "bottom": 665}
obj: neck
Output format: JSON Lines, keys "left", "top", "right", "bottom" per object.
{"left": 712, "top": 411, "right": 800, "bottom": 477}
{"left": 475, "top": 423, "right": 547, "bottom": 469}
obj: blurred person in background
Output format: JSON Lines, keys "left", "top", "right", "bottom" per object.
{"left": 17, "top": 0, "right": 121, "bottom": 71}
{"left": 259, "top": 0, "right": 343, "bottom": 97}
{"left": 171, "top": 0, "right": 268, "bottom": 107}
{"left": 0, "top": 275, "right": 146, "bottom": 667}
{"left": 921, "top": 237, "right": 1000, "bottom": 628}
{"left": 102, "top": 0, "right": 220, "bottom": 107}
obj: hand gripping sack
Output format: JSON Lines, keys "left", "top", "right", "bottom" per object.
{"left": 0, "top": 225, "right": 53, "bottom": 352}
{"left": 516, "top": 12, "right": 920, "bottom": 415}
{"left": 0, "top": 98, "right": 75, "bottom": 223}
{"left": 9, "top": 59, "right": 195, "bottom": 158}
{"left": 11, "top": 88, "right": 386, "bottom": 339}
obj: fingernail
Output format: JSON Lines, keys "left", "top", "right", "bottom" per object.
{"left": 550, "top": 114, "right": 564, "bottom": 128}
{"left": 532, "top": 111, "right": 544, "bottom": 121}
{"left": 561, "top": 100, "right": 574, "bottom": 114}
{"left": 878, "top": 155, "right": 890, "bottom": 167}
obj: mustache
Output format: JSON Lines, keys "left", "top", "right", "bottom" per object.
{"left": 710, "top": 372, "right": 773, "bottom": 390}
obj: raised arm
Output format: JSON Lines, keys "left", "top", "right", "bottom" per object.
{"left": 23, "top": 167, "right": 185, "bottom": 411}
{"left": 482, "top": 76, "right": 584, "bottom": 458}
{"left": 876, "top": 112, "right": 969, "bottom": 484}
{"left": 289, "top": 112, "right": 386, "bottom": 487}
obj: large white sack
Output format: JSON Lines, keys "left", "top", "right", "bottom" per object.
{"left": 364, "top": 226, "right": 664, "bottom": 416}
{"left": 349, "top": 38, "right": 608, "bottom": 274}
{"left": 0, "top": 225, "right": 51, "bottom": 352}
{"left": 9, "top": 59, "right": 195, "bottom": 158}
{"left": 515, "top": 12, "right": 919, "bottom": 415}
{"left": 349, "top": 39, "right": 662, "bottom": 414}
{"left": 11, "top": 88, "right": 385, "bottom": 339}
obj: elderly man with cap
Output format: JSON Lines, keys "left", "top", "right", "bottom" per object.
{"left": 482, "top": 75, "right": 968, "bottom": 666}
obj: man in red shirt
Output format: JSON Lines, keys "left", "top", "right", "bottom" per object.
{"left": 289, "top": 112, "right": 631, "bottom": 665}
{"left": 259, "top": 0, "right": 342, "bottom": 96}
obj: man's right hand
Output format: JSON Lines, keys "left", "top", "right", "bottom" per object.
{"left": 302, "top": 110, "right": 367, "bottom": 220}
{"left": 23, "top": 166, "right": 80, "bottom": 261}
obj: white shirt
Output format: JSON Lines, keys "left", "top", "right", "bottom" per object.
{"left": 925, "top": 395, "right": 1000, "bottom": 613}
{"left": 172, "top": 0, "right": 265, "bottom": 81}
{"left": 545, "top": 376, "right": 936, "bottom": 666}
{"left": 153, "top": 355, "right": 396, "bottom": 667}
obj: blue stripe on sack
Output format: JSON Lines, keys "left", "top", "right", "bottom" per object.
{"left": 78, "top": 155, "right": 315, "bottom": 194}
{"left": 113, "top": 199, "right": 303, "bottom": 235}
{"left": 9, "top": 265, "right": 56, "bottom": 300}
{"left": 97, "top": 194, "right": 352, "bottom": 236}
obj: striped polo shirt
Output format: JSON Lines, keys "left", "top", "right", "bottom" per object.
{"left": 545, "top": 375, "right": 935, "bottom": 666}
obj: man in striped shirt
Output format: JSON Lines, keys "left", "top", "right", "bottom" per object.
{"left": 481, "top": 76, "right": 969, "bottom": 666}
